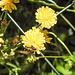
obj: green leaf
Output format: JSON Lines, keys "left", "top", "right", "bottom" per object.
{"left": 6, "top": 62, "right": 17, "bottom": 68}
{"left": 48, "top": 72, "right": 56, "bottom": 75}
{"left": 56, "top": 65, "right": 72, "bottom": 75}
{"left": 41, "top": 72, "right": 47, "bottom": 75}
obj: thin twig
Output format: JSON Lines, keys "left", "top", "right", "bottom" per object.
{"left": 56, "top": 2, "right": 75, "bottom": 16}
{"left": 60, "top": 14, "right": 75, "bottom": 31}
{"left": 38, "top": 55, "right": 67, "bottom": 59}
{"left": 28, "top": 1, "right": 75, "bottom": 13}
{"left": 49, "top": 32, "right": 73, "bottom": 56}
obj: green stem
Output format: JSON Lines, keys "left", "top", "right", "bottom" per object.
{"left": 0, "top": 12, "right": 4, "bottom": 18}
{"left": 44, "top": 50, "right": 59, "bottom": 54}
{"left": 49, "top": 32, "right": 73, "bottom": 56}
{"left": 4, "top": 11, "right": 7, "bottom": 19}
{"left": 37, "top": 56, "right": 67, "bottom": 59}
{"left": 11, "top": 43, "right": 21, "bottom": 52}
{"left": 56, "top": 2, "right": 75, "bottom": 16}
{"left": 29, "top": 1, "right": 75, "bottom": 13}
{"left": 6, "top": 62, "right": 17, "bottom": 68}
{"left": 60, "top": 14, "right": 75, "bottom": 31}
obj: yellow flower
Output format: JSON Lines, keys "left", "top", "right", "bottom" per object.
{"left": 40, "top": 29, "right": 52, "bottom": 43}
{"left": 0, "top": 33, "right": 4, "bottom": 37}
{"left": 26, "top": 55, "right": 37, "bottom": 62}
{"left": 0, "top": 33, "right": 4, "bottom": 47}
{"left": 0, "top": 0, "right": 19, "bottom": 13}
{"left": 35, "top": 6, "right": 57, "bottom": 29}
{"left": 20, "top": 27, "right": 46, "bottom": 54}
{"left": 0, "top": 38, "right": 4, "bottom": 43}
{"left": 0, "top": 37, "right": 4, "bottom": 47}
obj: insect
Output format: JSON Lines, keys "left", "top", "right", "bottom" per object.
{"left": 13, "top": 38, "right": 18, "bottom": 43}
{"left": 18, "top": 46, "right": 36, "bottom": 55}
{"left": 1, "top": 19, "right": 7, "bottom": 24}
{"left": 18, "top": 51, "right": 30, "bottom": 55}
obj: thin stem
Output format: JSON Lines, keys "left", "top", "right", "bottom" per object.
{"left": 28, "top": 1, "right": 75, "bottom": 13}
{"left": 11, "top": 44, "right": 21, "bottom": 52}
{"left": 7, "top": 13, "right": 25, "bottom": 34}
{"left": 38, "top": 55, "right": 67, "bottom": 59}
{"left": 56, "top": 2, "right": 75, "bottom": 16}
{"left": 44, "top": 50, "right": 60, "bottom": 54}
{"left": 60, "top": 14, "right": 75, "bottom": 31}
{"left": 49, "top": 32, "right": 73, "bottom": 56}
{"left": 0, "top": 12, "right": 4, "bottom": 18}
{"left": 4, "top": 11, "right": 7, "bottom": 19}
{"left": 40, "top": 52, "right": 60, "bottom": 75}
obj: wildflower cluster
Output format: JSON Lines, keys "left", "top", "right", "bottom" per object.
{"left": 0, "top": 0, "right": 75, "bottom": 75}
{"left": 20, "top": 6, "right": 57, "bottom": 55}
{"left": 0, "top": 0, "right": 58, "bottom": 63}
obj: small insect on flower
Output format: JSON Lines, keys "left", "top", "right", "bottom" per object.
{"left": 25, "top": 46, "right": 36, "bottom": 54}
{"left": 18, "top": 51, "right": 30, "bottom": 55}
{"left": 13, "top": 38, "right": 18, "bottom": 43}
{"left": 1, "top": 19, "right": 7, "bottom": 24}
{"left": 18, "top": 46, "right": 36, "bottom": 55}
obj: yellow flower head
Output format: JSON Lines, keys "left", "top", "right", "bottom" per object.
{"left": 0, "top": 0, "right": 19, "bottom": 13}
{"left": 35, "top": 6, "right": 57, "bottom": 29}
{"left": 0, "top": 38, "right": 4, "bottom": 43}
{"left": 0, "top": 33, "right": 4, "bottom": 43}
{"left": 26, "top": 55, "right": 37, "bottom": 63}
{"left": 0, "top": 33, "right": 4, "bottom": 37}
{"left": 20, "top": 27, "right": 46, "bottom": 54}
{"left": 40, "top": 29, "right": 52, "bottom": 43}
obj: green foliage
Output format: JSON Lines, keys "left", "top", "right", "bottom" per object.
{"left": 56, "top": 64, "right": 72, "bottom": 75}
{"left": 6, "top": 62, "right": 21, "bottom": 75}
{"left": 48, "top": 73, "right": 56, "bottom": 75}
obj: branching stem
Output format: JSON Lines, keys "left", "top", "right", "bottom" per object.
{"left": 49, "top": 32, "right": 73, "bottom": 56}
